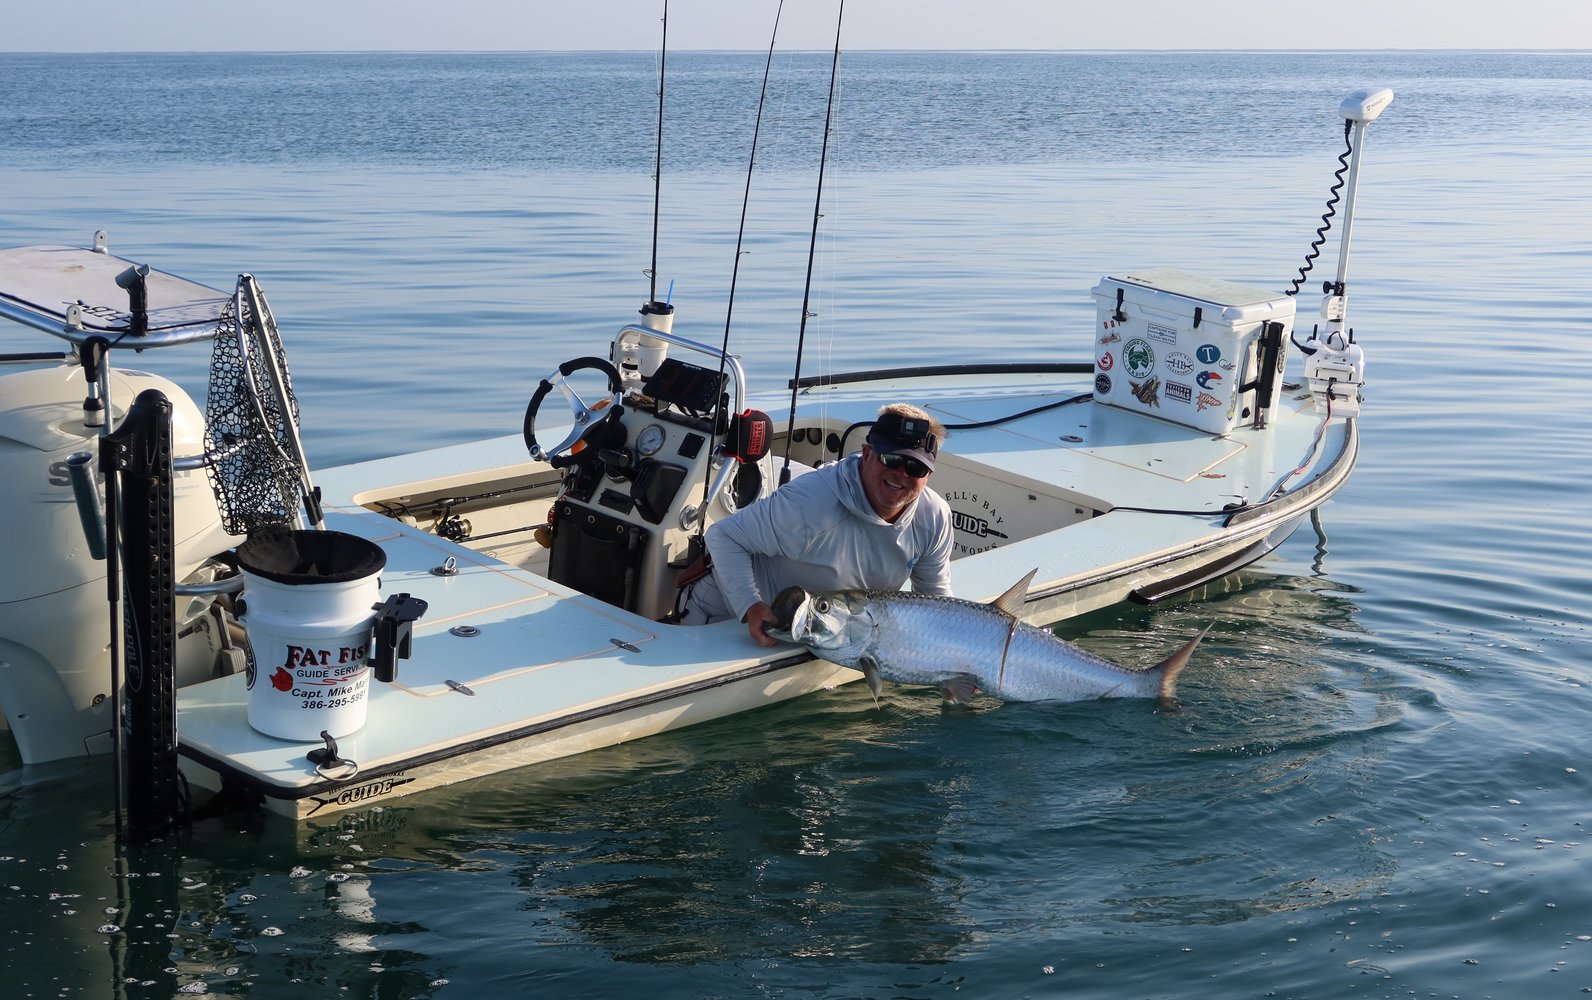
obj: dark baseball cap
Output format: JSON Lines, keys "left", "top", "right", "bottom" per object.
{"left": 865, "top": 410, "right": 939, "bottom": 473}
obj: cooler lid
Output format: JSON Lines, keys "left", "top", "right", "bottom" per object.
{"left": 1098, "top": 268, "right": 1295, "bottom": 317}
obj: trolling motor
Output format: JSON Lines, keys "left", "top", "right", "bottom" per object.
{"left": 1295, "top": 87, "right": 1394, "bottom": 417}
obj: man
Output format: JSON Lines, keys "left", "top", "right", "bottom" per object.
{"left": 681, "top": 403, "right": 953, "bottom": 645}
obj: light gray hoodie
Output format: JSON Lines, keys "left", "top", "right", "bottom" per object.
{"left": 688, "top": 454, "right": 953, "bottom": 623}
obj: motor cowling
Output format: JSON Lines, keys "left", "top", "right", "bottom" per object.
{"left": 0, "top": 363, "right": 239, "bottom": 763}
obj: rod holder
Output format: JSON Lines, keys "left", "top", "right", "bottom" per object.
{"left": 66, "top": 451, "right": 107, "bottom": 560}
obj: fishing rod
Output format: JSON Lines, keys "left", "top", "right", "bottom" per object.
{"left": 780, "top": 0, "right": 844, "bottom": 487}
{"left": 647, "top": 0, "right": 667, "bottom": 305}
{"left": 694, "top": 1, "right": 786, "bottom": 530}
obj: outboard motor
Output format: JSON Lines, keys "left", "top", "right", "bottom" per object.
{"left": 0, "top": 364, "right": 238, "bottom": 763}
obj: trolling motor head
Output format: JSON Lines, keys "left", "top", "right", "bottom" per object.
{"left": 1340, "top": 87, "right": 1394, "bottom": 124}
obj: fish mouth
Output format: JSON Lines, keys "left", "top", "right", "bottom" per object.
{"left": 766, "top": 586, "right": 810, "bottom": 642}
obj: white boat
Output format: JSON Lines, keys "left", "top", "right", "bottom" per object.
{"left": 0, "top": 86, "right": 1392, "bottom": 827}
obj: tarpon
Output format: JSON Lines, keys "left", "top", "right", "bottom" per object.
{"left": 766, "top": 570, "right": 1207, "bottom": 709}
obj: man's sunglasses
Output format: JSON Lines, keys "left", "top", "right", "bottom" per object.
{"left": 876, "top": 451, "right": 932, "bottom": 479}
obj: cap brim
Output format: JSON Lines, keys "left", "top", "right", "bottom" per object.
{"left": 880, "top": 446, "right": 936, "bottom": 472}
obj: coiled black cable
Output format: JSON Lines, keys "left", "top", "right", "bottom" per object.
{"left": 1287, "top": 120, "right": 1354, "bottom": 297}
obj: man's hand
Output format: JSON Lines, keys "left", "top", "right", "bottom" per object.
{"left": 744, "top": 601, "right": 778, "bottom": 647}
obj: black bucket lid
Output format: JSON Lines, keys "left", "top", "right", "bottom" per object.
{"left": 235, "top": 529, "right": 387, "bottom": 585}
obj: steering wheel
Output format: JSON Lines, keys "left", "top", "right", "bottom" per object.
{"left": 523, "top": 356, "right": 625, "bottom": 468}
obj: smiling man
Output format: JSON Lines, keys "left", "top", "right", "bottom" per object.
{"left": 679, "top": 403, "right": 954, "bottom": 645}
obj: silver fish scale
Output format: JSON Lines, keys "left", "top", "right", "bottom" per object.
{"left": 863, "top": 593, "right": 1163, "bottom": 701}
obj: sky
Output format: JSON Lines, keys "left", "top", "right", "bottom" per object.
{"left": 6, "top": 0, "right": 1591, "bottom": 52}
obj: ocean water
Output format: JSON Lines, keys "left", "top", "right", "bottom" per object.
{"left": 2, "top": 49, "right": 1591, "bottom": 998}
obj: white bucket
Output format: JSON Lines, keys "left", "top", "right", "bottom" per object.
{"left": 236, "top": 530, "right": 387, "bottom": 742}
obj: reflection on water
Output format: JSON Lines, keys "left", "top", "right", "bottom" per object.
{"left": 0, "top": 541, "right": 1568, "bottom": 997}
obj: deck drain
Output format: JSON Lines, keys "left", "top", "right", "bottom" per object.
{"left": 449, "top": 625, "right": 481, "bottom": 638}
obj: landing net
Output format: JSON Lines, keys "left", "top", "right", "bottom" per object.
{"left": 202, "top": 278, "right": 308, "bottom": 535}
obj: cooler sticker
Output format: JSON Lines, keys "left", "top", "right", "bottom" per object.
{"left": 1195, "top": 343, "right": 1222, "bottom": 365}
{"left": 1123, "top": 338, "right": 1155, "bottom": 379}
{"left": 1165, "top": 381, "right": 1193, "bottom": 404}
{"left": 1099, "top": 330, "right": 1120, "bottom": 344}
{"left": 1165, "top": 351, "right": 1195, "bottom": 376}
{"left": 1147, "top": 322, "right": 1178, "bottom": 345}
{"left": 1196, "top": 370, "right": 1224, "bottom": 389}
{"left": 1098, "top": 351, "right": 1114, "bottom": 371}
{"left": 1094, "top": 373, "right": 1112, "bottom": 395}
{"left": 1131, "top": 377, "right": 1161, "bottom": 407}
{"left": 1196, "top": 391, "right": 1224, "bottom": 412}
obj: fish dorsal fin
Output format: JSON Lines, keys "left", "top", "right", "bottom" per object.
{"left": 989, "top": 568, "right": 1038, "bottom": 618}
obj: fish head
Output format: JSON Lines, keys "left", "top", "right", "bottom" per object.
{"left": 764, "top": 586, "right": 873, "bottom": 665}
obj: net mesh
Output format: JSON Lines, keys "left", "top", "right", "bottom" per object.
{"left": 202, "top": 283, "right": 304, "bottom": 535}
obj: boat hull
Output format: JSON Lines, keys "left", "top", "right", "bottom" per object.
{"left": 180, "top": 653, "right": 856, "bottom": 821}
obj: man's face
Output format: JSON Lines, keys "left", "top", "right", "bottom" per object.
{"left": 859, "top": 446, "right": 929, "bottom": 522}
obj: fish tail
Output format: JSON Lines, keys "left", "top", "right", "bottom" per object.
{"left": 1154, "top": 624, "right": 1212, "bottom": 711}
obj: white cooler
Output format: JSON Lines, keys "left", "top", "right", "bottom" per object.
{"left": 1091, "top": 269, "right": 1296, "bottom": 433}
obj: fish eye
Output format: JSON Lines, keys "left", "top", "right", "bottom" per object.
{"left": 813, "top": 598, "right": 830, "bottom": 614}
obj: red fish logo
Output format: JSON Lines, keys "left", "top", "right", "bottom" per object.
{"left": 270, "top": 666, "right": 294, "bottom": 692}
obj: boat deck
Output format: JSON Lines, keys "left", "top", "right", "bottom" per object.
{"left": 176, "top": 376, "right": 1352, "bottom": 819}
{"left": 175, "top": 512, "right": 839, "bottom": 818}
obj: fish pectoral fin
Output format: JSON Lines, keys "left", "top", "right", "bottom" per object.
{"left": 940, "top": 674, "right": 980, "bottom": 704}
{"left": 989, "top": 568, "right": 1038, "bottom": 618}
{"left": 859, "top": 655, "right": 884, "bottom": 704}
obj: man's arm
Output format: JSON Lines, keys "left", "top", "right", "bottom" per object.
{"left": 705, "top": 477, "right": 824, "bottom": 630}
{"left": 910, "top": 496, "right": 955, "bottom": 597}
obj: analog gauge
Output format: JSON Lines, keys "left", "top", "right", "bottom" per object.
{"left": 636, "top": 423, "right": 666, "bottom": 456}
